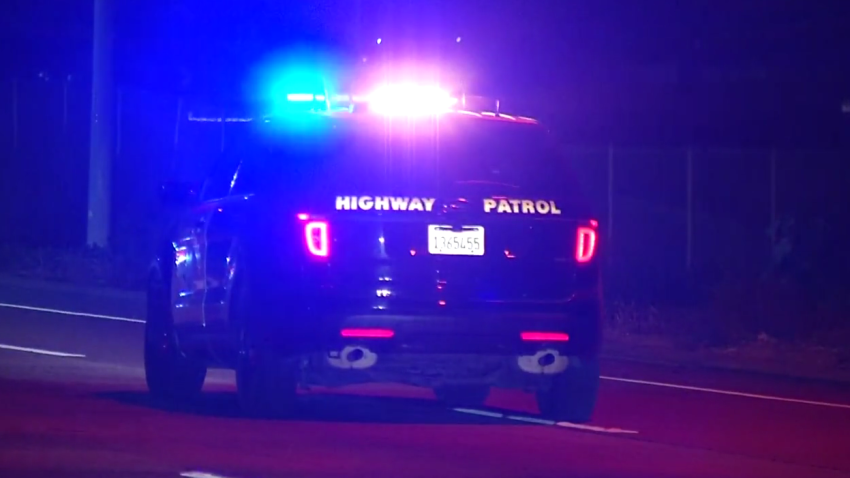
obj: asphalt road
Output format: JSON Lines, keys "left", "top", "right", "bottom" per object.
{"left": 1, "top": 289, "right": 850, "bottom": 477}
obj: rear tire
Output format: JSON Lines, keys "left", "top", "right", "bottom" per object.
{"left": 232, "top": 269, "right": 298, "bottom": 418}
{"left": 535, "top": 357, "right": 600, "bottom": 423}
{"left": 434, "top": 385, "right": 491, "bottom": 409}
{"left": 144, "top": 270, "right": 206, "bottom": 405}
{"left": 235, "top": 329, "right": 298, "bottom": 418}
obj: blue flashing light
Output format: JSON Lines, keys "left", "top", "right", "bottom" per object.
{"left": 286, "top": 93, "right": 316, "bottom": 102}
{"left": 244, "top": 50, "right": 342, "bottom": 116}
{"left": 285, "top": 93, "right": 328, "bottom": 102}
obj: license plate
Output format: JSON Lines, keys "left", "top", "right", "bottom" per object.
{"left": 428, "top": 225, "right": 485, "bottom": 256}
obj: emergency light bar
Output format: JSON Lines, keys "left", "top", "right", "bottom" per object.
{"left": 187, "top": 112, "right": 254, "bottom": 123}
{"left": 278, "top": 83, "right": 458, "bottom": 116}
{"left": 188, "top": 80, "right": 535, "bottom": 123}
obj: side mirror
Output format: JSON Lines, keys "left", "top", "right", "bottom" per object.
{"left": 158, "top": 181, "right": 199, "bottom": 207}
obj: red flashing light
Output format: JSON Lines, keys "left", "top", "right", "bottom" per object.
{"left": 305, "top": 221, "right": 329, "bottom": 257}
{"left": 340, "top": 328, "right": 395, "bottom": 338}
{"left": 575, "top": 226, "right": 597, "bottom": 263}
{"left": 521, "top": 332, "right": 570, "bottom": 342}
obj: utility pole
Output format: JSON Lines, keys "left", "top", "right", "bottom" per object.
{"left": 87, "top": 0, "right": 114, "bottom": 247}
{"left": 354, "top": 0, "right": 361, "bottom": 48}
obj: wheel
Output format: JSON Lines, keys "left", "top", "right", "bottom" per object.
{"left": 235, "top": 327, "right": 298, "bottom": 418}
{"left": 231, "top": 270, "right": 298, "bottom": 418}
{"left": 535, "top": 357, "right": 600, "bottom": 423}
{"left": 434, "top": 385, "right": 491, "bottom": 408}
{"left": 144, "top": 269, "right": 206, "bottom": 404}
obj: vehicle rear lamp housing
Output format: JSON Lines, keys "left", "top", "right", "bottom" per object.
{"left": 304, "top": 220, "right": 329, "bottom": 257}
{"left": 575, "top": 224, "right": 598, "bottom": 263}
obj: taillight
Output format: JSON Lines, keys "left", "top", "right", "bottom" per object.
{"left": 304, "top": 220, "right": 329, "bottom": 257}
{"left": 575, "top": 225, "right": 597, "bottom": 263}
{"left": 340, "top": 328, "right": 395, "bottom": 338}
{"left": 521, "top": 331, "right": 570, "bottom": 342}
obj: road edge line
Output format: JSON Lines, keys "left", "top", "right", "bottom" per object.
{"left": 0, "top": 302, "right": 144, "bottom": 323}
{"left": 0, "top": 343, "right": 86, "bottom": 358}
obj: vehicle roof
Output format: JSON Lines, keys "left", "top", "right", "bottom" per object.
{"left": 189, "top": 109, "right": 549, "bottom": 152}
{"left": 251, "top": 108, "right": 546, "bottom": 139}
{"left": 316, "top": 108, "right": 541, "bottom": 125}
{"left": 187, "top": 109, "right": 541, "bottom": 127}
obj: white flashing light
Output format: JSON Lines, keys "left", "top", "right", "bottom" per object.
{"left": 367, "top": 84, "right": 457, "bottom": 116}
{"left": 287, "top": 93, "right": 318, "bottom": 102}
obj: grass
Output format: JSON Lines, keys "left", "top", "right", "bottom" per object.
{"left": 0, "top": 243, "right": 148, "bottom": 290}
{"left": 604, "top": 281, "right": 850, "bottom": 378}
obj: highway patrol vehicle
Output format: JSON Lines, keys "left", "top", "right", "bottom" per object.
{"left": 145, "top": 83, "right": 603, "bottom": 422}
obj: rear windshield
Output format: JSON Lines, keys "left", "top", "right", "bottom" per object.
{"left": 236, "top": 116, "right": 576, "bottom": 196}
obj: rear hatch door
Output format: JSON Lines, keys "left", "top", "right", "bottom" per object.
{"left": 263, "top": 115, "right": 599, "bottom": 311}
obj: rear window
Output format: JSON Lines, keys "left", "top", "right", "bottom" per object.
{"left": 236, "top": 116, "right": 577, "bottom": 196}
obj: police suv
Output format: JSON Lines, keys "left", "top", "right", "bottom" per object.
{"left": 145, "top": 85, "right": 602, "bottom": 422}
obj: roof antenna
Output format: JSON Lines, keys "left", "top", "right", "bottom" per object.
{"left": 495, "top": 99, "right": 501, "bottom": 116}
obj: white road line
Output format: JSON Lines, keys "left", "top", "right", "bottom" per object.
{"left": 556, "top": 421, "right": 639, "bottom": 434}
{"left": 181, "top": 472, "right": 237, "bottom": 478}
{"left": 2, "top": 300, "right": 849, "bottom": 412}
{"left": 505, "top": 415, "right": 556, "bottom": 426}
{"left": 453, "top": 408, "right": 639, "bottom": 434}
{"left": 453, "top": 407, "right": 504, "bottom": 418}
{"left": 602, "top": 375, "right": 850, "bottom": 410}
{"left": 0, "top": 302, "right": 144, "bottom": 324}
{"left": 0, "top": 343, "right": 85, "bottom": 358}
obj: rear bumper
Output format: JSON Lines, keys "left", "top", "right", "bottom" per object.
{"left": 307, "top": 350, "right": 591, "bottom": 390}
{"left": 252, "top": 296, "right": 601, "bottom": 357}
{"left": 324, "top": 313, "right": 583, "bottom": 355}
{"left": 248, "top": 296, "right": 601, "bottom": 389}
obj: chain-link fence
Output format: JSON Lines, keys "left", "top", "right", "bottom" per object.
{"left": 1, "top": 79, "right": 848, "bottom": 297}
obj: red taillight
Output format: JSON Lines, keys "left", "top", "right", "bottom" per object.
{"left": 304, "top": 221, "right": 329, "bottom": 257}
{"left": 340, "top": 328, "right": 395, "bottom": 338}
{"left": 575, "top": 225, "right": 597, "bottom": 263}
{"left": 521, "top": 331, "right": 570, "bottom": 342}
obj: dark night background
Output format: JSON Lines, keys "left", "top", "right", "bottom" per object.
{"left": 3, "top": 0, "right": 849, "bottom": 146}
{"left": 0, "top": 0, "right": 848, "bottom": 306}
{"left": 4, "top": 5, "right": 850, "bottom": 475}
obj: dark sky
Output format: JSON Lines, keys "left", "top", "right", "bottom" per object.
{"left": 3, "top": 0, "right": 849, "bottom": 80}
{"left": 1, "top": 0, "right": 848, "bottom": 146}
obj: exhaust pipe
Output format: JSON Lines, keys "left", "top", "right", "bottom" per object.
{"left": 345, "top": 347, "right": 365, "bottom": 363}
{"left": 327, "top": 345, "right": 378, "bottom": 370}
{"left": 517, "top": 349, "right": 568, "bottom": 374}
{"left": 537, "top": 352, "right": 557, "bottom": 367}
